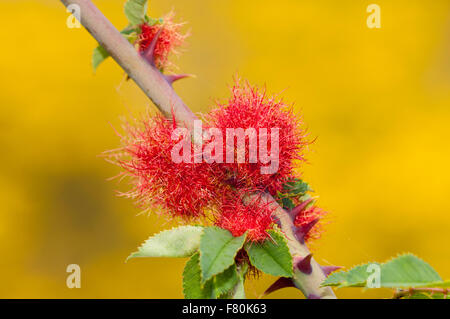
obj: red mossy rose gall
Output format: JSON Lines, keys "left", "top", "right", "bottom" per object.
{"left": 137, "top": 12, "right": 187, "bottom": 70}
{"left": 294, "top": 204, "right": 326, "bottom": 242}
{"left": 215, "top": 193, "right": 275, "bottom": 242}
{"left": 116, "top": 114, "right": 219, "bottom": 218}
{"left": 207, "top": 79, "right": 310, "bottom": 196}
{"left": 109, "top": 78, "right": 325, "bottom": 242}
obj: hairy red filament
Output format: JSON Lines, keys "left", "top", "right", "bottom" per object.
{"left": 207, "top": 78, "right": 309, "bottom": 195}
{"left": 215, "top": 193, "right": 275, "bottom": 242}
{"left": 137, "top": 12, "right": 187, "bottom": 70}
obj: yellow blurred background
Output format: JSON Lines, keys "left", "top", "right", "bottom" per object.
{"left": 0, "top": 0, "right": 449, "bottom": 298}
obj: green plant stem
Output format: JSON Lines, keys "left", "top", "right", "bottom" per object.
{"left": 393, "top": 287, "right": 449, "bottom": 299}
{"left": 59, "top": 0, "right": 336, "bottom": 299}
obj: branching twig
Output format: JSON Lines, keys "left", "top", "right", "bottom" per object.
{"left": 59, "top": 0, "right": 336, "bottom": 299}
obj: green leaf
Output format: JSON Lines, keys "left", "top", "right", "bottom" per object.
{"left": 322, "top": 254, "right": 449, "bottom": 289}
{"left": 120, "top": 27, "right": 136, "bottom": 36}
{"left": 321, "top": 263, "right": 375, "bottom": 288}
{"left": 183, "top": 252, "right": 214, "bottom": 299}
{"left": 145, "top": 15, "right": 164, "bottom": 26}
{"left": 199, "top": 227, "right": 246, "bottom": 283}
{"left": 284, "top": 179, "right": 310, "bottom": 195}
{"left": 120, "top": 27, "right": 139, "bottom": 44}
{"left": 213, "top": 264, "right": 239, "bottom": 298}
{"left": 245, "top": 229, "right": 293, "bottom": 278}
{"left": 124, "top": 0, "right": 148, "bottom": 26}
{"left": 380, "top": 254, "right": 442, "bottom": 288}
{"left": 281, "top": 197, "right": 295, "bottom": 210}
{"left": 92, "top": 45, "right": 109, "bottom": 72}
{"left": 277, "top": 179, "right": 313, "bottom": 209}
{"left": 127, "top": 226, "right": 203, "bottom": 260}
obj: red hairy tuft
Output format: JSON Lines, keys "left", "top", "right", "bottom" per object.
{"left": 137, "top": 12, "right": 187, "bottom": 70}
{"left": 116, "top": 114, "right": 217, "bottom": 218}
{"left": 294, "top": 205, "right": 327, "bottom": 242}
{"left": 215, "top": 193, "right": 275, "bottom": 242}
{"left": 107, "top": 76, "right": 327, "bottom": 240}
{"left": 207, "top": 78, "right": 309, "bottom": 195}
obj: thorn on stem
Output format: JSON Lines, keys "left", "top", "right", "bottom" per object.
{"left": 321, "top": 265, "right": 342, "bottom": 277}
{"left": 142, "top": 27, "right": 164, "bottom": 66}
{"left": 288, "top": 198, "right": 313, "bottom": 220}
{"left": 295, "top": 254, "right": 313, "bottom": 275}
{"left": 164, "top": 74, "right": 193, "bottom": 85}
{"left": 295, "top": 218, "right": 320, "bottom": 241}
{"left": 263, "top": 277, "right": 295, "bottom": 297}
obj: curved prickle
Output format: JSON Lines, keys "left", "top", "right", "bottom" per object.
{"left": 294, "top": 218, "right": 319, "bottom": 242}
{"left": 142, "top": 27, "right": 164, "bottom": 66}
{"left": 295, "top": 254, "right": 313, "bottom": 275}
{"left": 263, "top": 277, "right": 295, "bottom": 296}
{"left": 164, "top": 74, "right": 193, "bottom": 85}
{"left": 321, "top": 266, "right": 342, "bottom": 277}
{"left": 288, "top": 198, "right": 314, "bottom": 220}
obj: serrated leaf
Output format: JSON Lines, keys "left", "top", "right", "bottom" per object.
{"left": 124, "top": 0, "right": 148, "bottom": 25}
{"left": 213, "top": 264, "right": 239, "bottom": 298}
{"left": 183, "top": 252, "right": 214, "bottom": 299}
{"left": 127, "top": 226, "right": 203, "bottom": 260}
{"left": 380, "top": 254, "right": 441, "bottom": 288}
{"left": 321, "top": 263, "right": 375, "bottom": 288}
{"left": 245, "top": 229, "right": 293, "bottom": 278}
{"left": 323, "top": 254, "right": 449, "bottom": 289}
{"left": 199, "top": 227, "right": 246, "bottom": 283}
